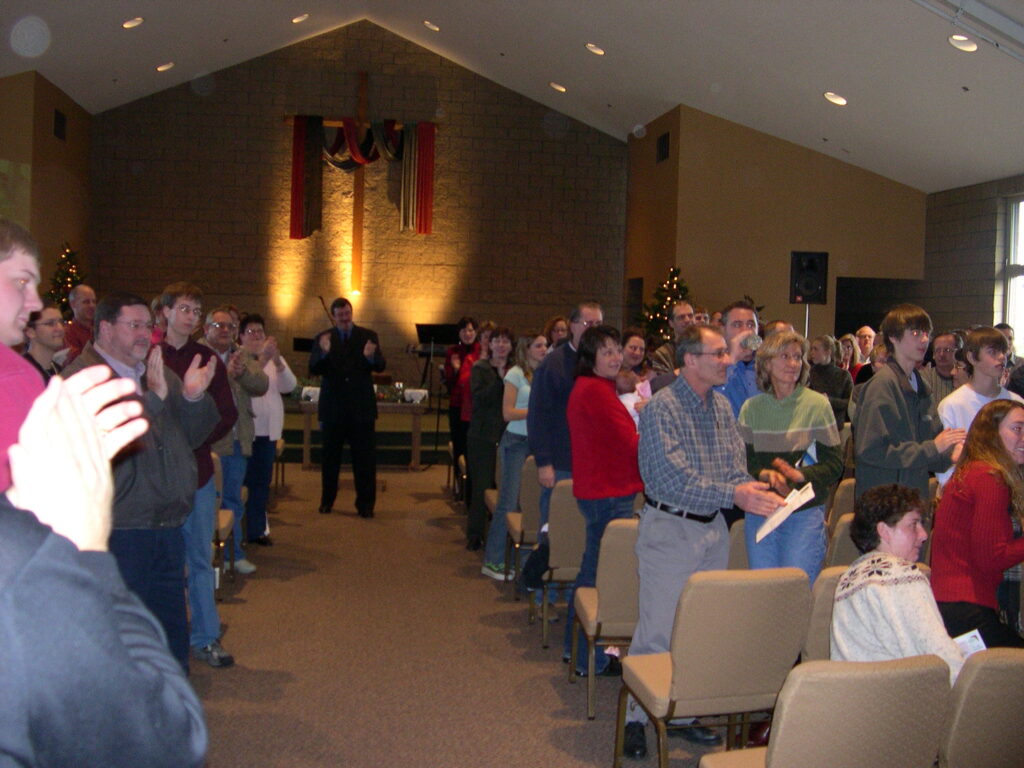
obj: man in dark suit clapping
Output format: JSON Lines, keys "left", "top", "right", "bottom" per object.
{"left": 310, "top": 297, "right": 386, "bottom": 518}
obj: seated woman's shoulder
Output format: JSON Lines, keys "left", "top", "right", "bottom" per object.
{"left": 837, "top": 551, "right": 926, "bottom": 595}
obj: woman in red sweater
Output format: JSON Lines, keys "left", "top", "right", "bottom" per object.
{"left": 931, "top": 398, "right": 1024, "bottom": 648}
{"left": 564, "top": 325, "right": 644, "bottom": 675}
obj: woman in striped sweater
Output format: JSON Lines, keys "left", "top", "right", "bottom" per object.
{"left": 737, "top": 331, "right": 843, "bottom": 583}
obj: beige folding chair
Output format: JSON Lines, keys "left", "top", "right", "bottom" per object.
{"left": 698, "top": 655, "right": 951, "bottom": 768}
{"left": 826, "top": 477, "right": 854, "bottom": 537}
{"left": 613, "top": 568, "right": 811, "bottom": 768}
{"left": 940, "top": 648, "right": 1024, "bottom": 768}
{"left": 824, "top": 513, "right": 859, "bottom": 568}
{"left": 539, "top": 478, "right": 584, "bottom": 647}
{"left": 505, "top": 455, "right": 540, "bottom": 593}
{"left": 727, "top": 518, "right": 748, "bottom": 570}
{"left": 801, "top": 566, "right": 845, "bottom": 661}
{"left": 571, "top": 518, "right": 639, "bottom": 719}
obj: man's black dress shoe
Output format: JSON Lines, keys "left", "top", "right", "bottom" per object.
{"left": 576, "top": 656, "right": 622, "bottom": 678}
{"left": 357, "top": 509, "right": 374, "bottom": 518}
{"left": 249, "top": 535, "right": 273, "bottom": 546}
{"left": 318, "top": 506, "right": 331, "bottom": 515}
{"left": 669, "top": 720, "right": 723, "bottom": 745}
{"left": 623, "top": 722, "right": 647, "bottom": 759}
{"left": 466, "top": 535, "right": 482, "bottom": 551}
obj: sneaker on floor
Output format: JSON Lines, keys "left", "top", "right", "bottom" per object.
{"left": 480, "top": 562, "right": 513, "bottom": 581}
{"left": 227, "top": 558, "right": 257, "bottom": 574}
{"left": 191, "top": 640, "right": 234, "bottom": 668}
{"left": 623, "top": 722, "right": 647, "bottom": 759}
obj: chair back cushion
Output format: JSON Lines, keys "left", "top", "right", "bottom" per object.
{"left": 802, "top": 566, "right": 845, "bottom": 661}
{"left": 594, "top": 518, "right": 639, "bottom": 636}
{"left": 941, "top": 648, "right": 1024, "bottom": 768}
{"left": 769, "top": 656, "right": 950, "bottom": 768}
{"left": 669, "top": 568, "right": 810, "bottom": 713}
{"left": 825, "top": 513, "right": 859, "bottom": 568}
{"left": 518, "top": 455, "right": 540, "bottom": 531}
{"left": 547, "top": 479, "right": 583, "bottom": 579}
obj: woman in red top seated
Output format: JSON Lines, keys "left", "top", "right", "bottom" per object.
{"left": 931, "top": 398, "right": 1024, "bottom": 648}
{"left": 564, "top": 325, "right": 644, "bottom": 674}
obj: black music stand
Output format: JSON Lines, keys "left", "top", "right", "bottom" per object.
{"left": 415, "top": 323, "right": 460, "bottom": 461}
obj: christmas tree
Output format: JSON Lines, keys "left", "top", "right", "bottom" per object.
{"left": 47, "top": 243, "right": 84, "bottom": 315}
{"left": 639, "top": 266, "right": 691, "bottom": 342}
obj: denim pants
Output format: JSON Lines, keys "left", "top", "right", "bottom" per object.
{"left": 565, "top": 494, "right": 636, "bottom": 672}
{"left": 183, "top": 477, "right": 221, "bottom": 648}
{"left": 744, "top": 504, "right": 827, "bottom": 584}
{"left": 219, "top": 440, "right": 249, "bottom": 561}
{"left": 244, "top": 436, "right": 275, "bottom": 540}
{"left": 483, "top": 431, "right": 530, "bottom": 566}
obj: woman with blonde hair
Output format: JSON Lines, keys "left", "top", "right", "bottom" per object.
{"left": 838, "top": 333, "right": 861, "bottom": 377}
{"left": 481, "top": 330, "right": 548, "bottom": 578}
{"left": 738, "top": 331, "right": 843, "bottom": 582}
{"left": 807, "top": 334, "right": 853, "bottom": 425}
{"left": 931, "top": 398, "right": 1024, "bottom": 647}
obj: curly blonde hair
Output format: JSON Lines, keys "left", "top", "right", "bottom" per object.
{"left": 754, "top": 331, "right": 809, "bottom": 393}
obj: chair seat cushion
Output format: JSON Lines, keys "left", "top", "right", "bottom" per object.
{"left": 698, "top": 746, "right": 766, "bottom": 767}
{"left": 623, "top": 652, "right": 673, "bottom": 719}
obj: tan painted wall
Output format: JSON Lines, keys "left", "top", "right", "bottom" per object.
{"left": 0, "top": 72, "right": 36, "bottom": 227}
{"left": 627, "top": 103, "right": 926, "bottom": 333}
{"left": 29, "top": 73, "right": 91, "bottom": 282}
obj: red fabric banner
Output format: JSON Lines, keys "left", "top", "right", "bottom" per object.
{"left": 415, "top": 122, "right": 435, "bottom": 235}
{"left": 289, "top": 118, "right": 307, "bottom": 239}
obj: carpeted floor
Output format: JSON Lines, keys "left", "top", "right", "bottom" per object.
{"left": 190, "top": 465, "right": 716, "bottom": 768}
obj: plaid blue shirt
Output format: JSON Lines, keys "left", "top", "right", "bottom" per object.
{"left": 638, "top": 373, "right": 750, "bottom": 515}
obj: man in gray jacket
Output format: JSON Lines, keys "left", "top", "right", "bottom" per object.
{"left": 62, "top": 292, "right": 219, "bottom": 670}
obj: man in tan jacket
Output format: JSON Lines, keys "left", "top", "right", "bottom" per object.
{"left": 202, "top": 306, "right": 268, "bottom": 574}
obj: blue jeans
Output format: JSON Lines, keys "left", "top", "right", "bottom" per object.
{"left": 183, "top": 478, "right": 221, "bottom": 648}
{"left": 244, "top": 436, "right": 275, "bottom": 540}
{"left": 219, "top": 440, "right": 249, "bottom": 561}
{"left": 565, "top": 494, "right": 636, "bottom": 672}
{"left": 483, "top": 431, "right": 530, "bottom": 566}
{"left": 745, "top": 504, "right": 827, "bottom": 584}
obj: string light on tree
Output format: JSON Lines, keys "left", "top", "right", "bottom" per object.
{"left": 47, "top": 242, "right": 85, "bottom": 315}
{"left": 639, "top": 266, "right": 691, "bottom": 343}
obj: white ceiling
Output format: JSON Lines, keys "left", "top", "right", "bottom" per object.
{"left": 3, "top": 0, "right": 1024, "bottom": 193}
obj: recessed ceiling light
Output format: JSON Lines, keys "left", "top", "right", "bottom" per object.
{"left": 423, "top": 20, "right": 440, "bottom": 32}
{"left": 549, "top": 82, "right": 567, "bottom": 93}
{"left": 948, "top": 33, "right": 978, "bottom": 52}
{"left": 292, "top": 14, "right": 309, "bottom": 24}
{"left": 156, "top": 62, "right": 175, "bottom": 72}
{"left": 823, "top": 91, "right": 847, "bottom": 106}
{"left": 122, "top": 17, "right": 144, "bottom": 29}
{"left": 585, "top": 42, "right": 605, "bottom": 56}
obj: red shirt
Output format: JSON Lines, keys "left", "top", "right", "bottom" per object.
{"left": 567, "top": 375, "right": 643, "bottom": 500}
{"left": 63, "top": 320, "right": 92, "bottom": 365}
{"left": 0, "top": 344, "right": 45, "bottom": 491}
{"left": 931, "top": 462, "right": 1024, "bottom": 610}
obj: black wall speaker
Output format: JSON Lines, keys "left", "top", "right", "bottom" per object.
{"left": 790, "top": 251, "right": 828, "bottom": 305}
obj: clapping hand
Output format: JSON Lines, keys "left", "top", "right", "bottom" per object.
{"left": 183, "top": 353, "right": 216, "bottom": 399}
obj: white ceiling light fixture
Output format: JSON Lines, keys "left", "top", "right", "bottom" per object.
{"left": 549, "top": 81, "right": 567, "bottom": 92}
{"left": 122, "top": 17, "right": 144, "bottom": 29}
{"left": 585, "top": 42, "right": 605, "bottom": 55}
{"left": 423, "top": 21, "right": 440, "bottom": 32}
{"left": 823, "top": 91, "right": 847, "bottom": 106}
{"left": 911, "top": 0, "right": 1024, "bottom": 65}
{"left": 948, "top": 33, "right": 978, "bottom": 51}
{"left": 156, "top": 62, "right": 175, "bottom": 72}
{"left": 291, "top": 14, "right": 309, "bottom": 24}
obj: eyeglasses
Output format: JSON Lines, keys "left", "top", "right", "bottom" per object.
{"left": 573, "top": 319, "right": 601, "bottom": 328}
{"left": 115, "top": 319, "right": 154, "bottom": 331}
{"left": 243, "top": 327, "right": 266, "bottom": 336}
{"left": 210, "top": 321, "right": 238, "bottom": 331}
{"left": 694, "top": 348, "right": 730, "bottom": 359}
{"left": 173, "top": 304, "right": 203, "bottom": 317}
{"left": 32, "top": 319, "right": 65, "bottom": 328}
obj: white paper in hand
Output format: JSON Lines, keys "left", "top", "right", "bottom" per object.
{"left": 755, "top": 482, "right": 815, "bottom": 543}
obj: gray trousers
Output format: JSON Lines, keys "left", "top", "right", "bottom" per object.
{"left": 626, "top": 506, "right": 729, "bottom": 724}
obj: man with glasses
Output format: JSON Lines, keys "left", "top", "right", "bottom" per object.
{"left": 855, "top": 325, "right": 877, "bottom": 361}
{"left": 528, "top": 300, "right": 603, "bottom": 525}
{"left": 621, "top": 324, "right": 782, "bottom": 759}
{"left": 854, "top": 304, "right": 965, "bottom": 500}
{"left": 650, "top": 300, "right": 695, "bottom": 375}
{"left": 202, "top": 307, "right": 268, "bottom": 573}
{"left": 22, "top": 306, "right": 66, "bottom": 382}
{"left": 62, "top": 291, "right": 220, "bottom": 671}
{"left": 157, "top": 283, "right": 239, "bottom": 668}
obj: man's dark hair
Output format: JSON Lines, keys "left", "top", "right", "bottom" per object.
{"left": 676, "top": 325, "right": 722, "bottom": 367}
{"left": 239, "top": 313, "right": 265, "bottom": 336}
{"left": 569, "top": 300, "right": 602, "bottom": 324}
{"left": 0, "top": 218, "right": 39, "bottom": 261}
{"left": 720, "top": 300, "right": 758, "bottom": 326}
{"left": 995, "top": 322, "right": 1014, "bottom": 333}
{"left": 96, "top": 292, "right": 150, "bottom": 328}
{"left": 456, "top": 316, "right": 477, "bottom": 332}
{"left": 156, "top": 282, "right": 203, "bottom": 310}
{"left": 880, "top": 304, "right": 932, "bottom": 355}
{"left": 850, "top": 484, "right": 925, "bottom": 554}
{"left": 576, "top": 325, "right": 620, "bottom": 377}
{"left": 330, "top": 297, "right": 352, "bottom": 313}
{"left": 962, "top": 326, "right": 1009, "bottom": 378}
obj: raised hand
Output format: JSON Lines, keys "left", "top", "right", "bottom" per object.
{"left": 227, "top": 349, "right": 244, "bottom": 378}
{"left": 146, "top": 346, "right": 168, "bottom": 400}
{"left": 318, "top": 332, "right": 331, "bottom": 353}
{"left": 363, "top": 339, "right": 377, "bottom": 359}
{"left": 183, "top": 353, "right": 216, "bottom": 400}
{"left": 734, "top": 481, "right": 784, "bottom": 517}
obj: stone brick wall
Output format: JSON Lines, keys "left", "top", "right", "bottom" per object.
{"left": 89, "top": 20, "right": 627, "bottom": 384}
